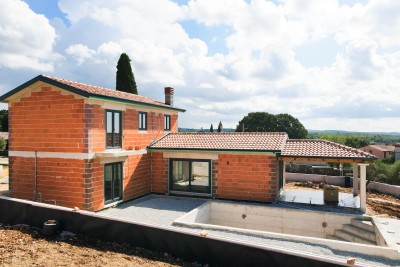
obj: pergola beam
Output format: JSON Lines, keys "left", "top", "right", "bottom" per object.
{"left": 277, "top": 157, "right": 370, "bottom": 164}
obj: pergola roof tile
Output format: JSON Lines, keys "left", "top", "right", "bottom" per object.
{"left": 281, "top": 139, "right": 377, "bottom": 160}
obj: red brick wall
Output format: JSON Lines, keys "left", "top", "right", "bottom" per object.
{"left": 150, "top": 152, "right": 169, "bottom": 194}
{"left": 213, "top": 154, "right": 278, "bottom": 202}
{"left": 149, "top": 153, "right": 279, "bottom": 203}
{"left": 123, "top": 154, "right": 151, "bottom": 200}
{"left": 9, "top": 86, "right": 87, "bottom": 153}
{"left": 9, "top": 156, "right": 91, "bottom": 210}
{"left": 87, "top": 104, "right": 105, "bottom": 153}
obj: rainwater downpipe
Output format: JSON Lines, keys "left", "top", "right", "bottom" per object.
{"left": 34, "top": 150, "right": 37, "bottom": 201}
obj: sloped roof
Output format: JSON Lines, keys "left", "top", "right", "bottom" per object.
{"left": 0, "top": 75, "right": 185, "bottom": 112}
{"left": 149, "top": 133, "right": 377, "bottom": 161}
{"left": 149, "top": 132, "right": 288, "bottom": 152}
{"left": 281, "top": 139, "right": 377, "bottom": 160}
{"left": 360, "top": 145, "right": 395, "bottom": 152}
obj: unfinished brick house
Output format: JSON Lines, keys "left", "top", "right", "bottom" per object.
{"left": 0, "top": 75, "right": 184, "bottom": 211}
{"left": 1, "top": 75, "right": 377, "bottom": 211}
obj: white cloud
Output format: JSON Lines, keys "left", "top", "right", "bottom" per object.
{"left": 0, "top": 0, "right": 58, "bottom": 71}
{"left": 1, "top": 0, "right": 400, "bottom": 132}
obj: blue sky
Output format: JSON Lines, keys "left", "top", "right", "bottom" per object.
{"left": 1, "top": 0, "right": 400, "bottom": 132}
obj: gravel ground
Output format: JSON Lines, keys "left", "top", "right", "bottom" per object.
{"left": 99, "top": 195, "right": 400, "bottom": 267}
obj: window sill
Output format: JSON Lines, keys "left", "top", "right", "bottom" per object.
{"left": 138, "top": 130, "right": 148, "bottom": 134}
{"left": 103, "top": 199, "right": 123, "bottom": 209}
{"left": 169, "top": 191, "right": 212, "bottom": 198}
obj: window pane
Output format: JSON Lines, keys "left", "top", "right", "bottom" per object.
{"left": 143, "top": 113, "right": 147, "bottom": 129}
{"left": 191, "top": 162, "right": 210, "bottom": 193}
{"left": 106, "top": 112, "right": 112, "bottom": 133}
{"left": 114, "top": 113, "right": 120, "bottom": 133}
{"left": 104, "top": 165, "right": 113, "bottom": 202}
{"left": 113, "top": 164, "right": 121, "bottom": 200}
{"left": 106, "top": 112, "right": 113, "bottom": 147}
{"left": 113, "top": 112, "right": 121, "bottom": 147}
{"left": 171, "top": 161, "right": 190, "bottom": 191}
{"left": 139, "top": 113, "right": 142, "bottom": 129}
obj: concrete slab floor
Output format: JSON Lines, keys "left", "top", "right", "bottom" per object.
{"left": 279, "top": 189, "right": 360, "bottom": 209}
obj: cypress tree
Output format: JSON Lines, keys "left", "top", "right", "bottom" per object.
{"left": 116, "top": 53, "right": 138, "bottom": 94}
{"left": 217, "top": 121, "right": 223, "bottom": 132}
{"left": 210, "top": 124, "right": 214, "bottom": 132}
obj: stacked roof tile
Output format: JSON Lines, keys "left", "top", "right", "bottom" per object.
{"left": 149, "top": 132, "right": 288, "bottom": 151}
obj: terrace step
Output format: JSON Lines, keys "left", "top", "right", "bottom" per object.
{"left": 334, "top": 230, "right": 376, "bottom": 245}
{"left": 351, "top": 218, "right": 375, "bottom": 233}
{"left": 342, "top": 224, "right": 376, "bottom": 242}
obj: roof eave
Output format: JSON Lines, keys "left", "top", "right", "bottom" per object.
{"left": 0, "top": 74, "right": 90, "bottom": 102}
{"left": 147, "top": 147, "right": 281, "bottom": 153}
{"left": 89, "top": 95, "right": 186, "bottom": 112}
{"left": 277, "top": 155, "right": 378, "bottom": 161}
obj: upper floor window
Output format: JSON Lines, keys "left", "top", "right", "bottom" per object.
{"left": 106, "top": 110, "right": 122, "bottom": 148}
{"left": 139, "top": 112, "right": 147, "bottom": 130}
{"left": 164, "top": 115, "right": 171, "bottom": 131}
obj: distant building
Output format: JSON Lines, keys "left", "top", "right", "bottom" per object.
{"left": 395, "top": 143, "right": 400, "bottom": 162}
{"left": 359, "top": 145, "right": 395, "bottom": 160}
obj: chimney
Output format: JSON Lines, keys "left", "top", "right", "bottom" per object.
{"left": 164, "top": 87, "right": 174, "bottom": 106}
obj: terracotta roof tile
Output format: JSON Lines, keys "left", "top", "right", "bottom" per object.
{"left": 41, "top": 75, "right": 185, "bottom": 111}
{"left": 149, "top": 132, "right": 288, "bottom": 151}
{"left": 282, "top": 139, "right": 377, "bottom": 160}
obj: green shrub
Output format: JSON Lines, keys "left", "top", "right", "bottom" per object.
{"left": 0, "top": 138, "right": 6, "bottom": 151}
{"left": 368, "top": 160, "right": 400, "bottom": 186}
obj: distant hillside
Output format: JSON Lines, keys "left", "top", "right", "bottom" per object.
{"left": 308, "top": 129, "right": 400, "bottom": 136}
{"left": 179, "top": 128, "right": 235, "bottom": 132}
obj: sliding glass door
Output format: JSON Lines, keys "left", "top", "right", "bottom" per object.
{"left": 104, "top": 162, "right": 122, "bottom": 204}
{"left": 170, "top": 159, "right": 211, "bottom": 194}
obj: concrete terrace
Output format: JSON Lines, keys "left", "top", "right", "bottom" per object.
{"left": 99, "top": 194, "right": 400, "bottom": 267}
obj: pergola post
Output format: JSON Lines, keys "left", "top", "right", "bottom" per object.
{"left": 359, "top": 163, "right": 369, "bottom": 213}
{"left": 283, "top": 163, "right": 286, "bottom": 187}
{"left": 352, "top": 163, "right": 359, "bottom": 196}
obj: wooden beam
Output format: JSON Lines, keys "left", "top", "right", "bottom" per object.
{"left": 277, "top": 157, "right": 370, "bottom": 163}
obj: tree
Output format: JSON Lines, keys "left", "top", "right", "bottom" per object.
{"left": 217, "top": 121, "right": 223, "bottom": 132}
{"left": 235, "top": 112, "right": 307, "bottom": 139}
{"left": 274, "top": 113, "right": 308, "bottom": 139}
{"left": 236, "top": 112, "right": 276, "bottom": 133}
{"left": 210, "top": 124, "right": 214, "bottom": 132}
{"left": 116, "top": 53, "right": 138, "bottom": 94}
{"left": 0, "top": 110, "right": 8, "bottom": 132}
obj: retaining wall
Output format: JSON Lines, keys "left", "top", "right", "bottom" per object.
{"left": 286, "top": 173, "right": 400, "bottom": 198}
{"left": 0, "top": 196, "right": 344, "bottom": 267}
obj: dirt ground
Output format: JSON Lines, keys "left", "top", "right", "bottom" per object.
{"left": 285, "top": 181, "right": 400, "bottom": 219}
{"left": 0, "top": 224, "right": 205, "bottom": 267}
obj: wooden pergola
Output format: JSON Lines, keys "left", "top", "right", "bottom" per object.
{"left": 278, "top": 140, "right": 378, "bottom": 212}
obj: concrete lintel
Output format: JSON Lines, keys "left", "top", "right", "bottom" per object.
{"left": 95, "top": 149, "right": 147, "bottom": 158}
{"left": 163, "top": 152, "right": 218, "bottom": 160}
